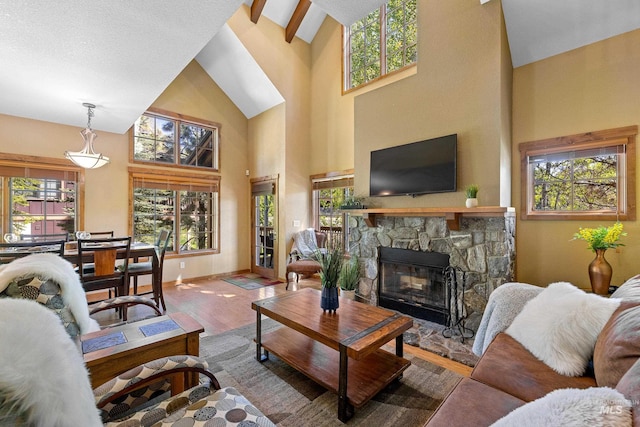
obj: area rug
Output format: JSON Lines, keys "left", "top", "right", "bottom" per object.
{"left": 222, "top": 273, "right": 281, "bottom": 290}
{"left": 199, "top": 319, "right": 462, "bottom": 426}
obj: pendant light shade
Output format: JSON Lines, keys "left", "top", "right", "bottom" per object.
{"left": 64, "top": 103, "right": 110, "bottom": 169}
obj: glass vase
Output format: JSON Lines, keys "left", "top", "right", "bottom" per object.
{"left": 588, "top": 249, "right": 612, "bottom": 295}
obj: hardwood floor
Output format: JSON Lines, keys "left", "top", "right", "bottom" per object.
{"left": 92, "top": 274, "right": 472, "bottom": 377}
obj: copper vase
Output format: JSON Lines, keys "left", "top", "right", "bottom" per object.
{"left": 588, "top": 249, "right": 612, "bottom": 295}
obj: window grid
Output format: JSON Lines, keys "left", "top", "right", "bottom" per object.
{"left": 344, "top": 0, "right": 417, "bottom": 91}
{"left": 133, "top": 111, "right": 219, "bottom": 171}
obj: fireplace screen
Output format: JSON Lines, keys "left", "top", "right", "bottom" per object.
{"left": 378, "top": 247, "right": 450, "bottom": 324}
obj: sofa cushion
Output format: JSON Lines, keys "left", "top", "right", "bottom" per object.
{"left": 490, "top": 387, "right": 632, "bottom": 427}
{"left": 471, "top": 333, "right": 597, "bottom": 402}
{"left": 506, "top": 281, "right": 620, "bottom": 376}
{"left": 425, "top": 377, "right": 525, "bottom": 427}
{"left": 611, "top": 275, "right": 640, "bottom": 301}
{"left": 615, "top": 358, "right": 640, "bottom": 427}
{"left": 594, "top": 302, "right": 640, "bottom": 387}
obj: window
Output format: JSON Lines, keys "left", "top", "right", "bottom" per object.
{"left": 344, "top": 0, "right": 417, "bottom": 91}
{"left": 519, "top": 126, "right": 636, "bottom": 221}
{"left": 0, "top": 154, "right": 81, "bottom": 238}
{"left": 132, "top": 108, "right": 219, "bottom": 171}
{"left": 131, "top": 169, "right": 219, "bottom": 254}
{"left": 312, "top": 171, "right": 355, "bottom": 250}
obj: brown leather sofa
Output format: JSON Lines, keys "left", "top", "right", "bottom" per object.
{"left": 425, "top": 278, "right": 640, "bottom": 426}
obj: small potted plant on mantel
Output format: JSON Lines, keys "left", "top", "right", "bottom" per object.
{"left": 339, "top": 254, "right": 360, "bottom": 300}
{"left": 465, "top": 184, "right": 479, "bottom": 208}
{"left": 339, "top": 195, "right": 366, "bottom": 210}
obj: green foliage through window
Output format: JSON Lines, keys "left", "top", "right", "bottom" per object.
{"left": 345, "top": 0, "right": 417, "bottom": 90}
{"left": 133, "top": 111, "right": 219, "bottom": 170}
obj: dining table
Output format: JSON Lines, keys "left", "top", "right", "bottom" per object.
{"left": 63, "top": 242, "right": 161, "bottom": 302}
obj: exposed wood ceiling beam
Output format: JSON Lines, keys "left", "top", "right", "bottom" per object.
{"left": 285, "top": 0, "right": 311, "bottom": 43}
{"left": 251, "top": 0, "right": 267, "bottom": 23}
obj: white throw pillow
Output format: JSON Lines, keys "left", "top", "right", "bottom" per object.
{"left": 505, "top": 281, "right": 621, "bottom": 376}
{"left": 491, "top": 387, "right": 632, "bottom": 427}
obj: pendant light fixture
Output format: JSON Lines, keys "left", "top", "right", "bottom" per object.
{"left": 64, "top": 102, "right": 110, "bottom": 169}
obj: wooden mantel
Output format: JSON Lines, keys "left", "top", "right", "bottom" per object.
{"left": 346, "top": 206, "right": 511, "bottom": 230}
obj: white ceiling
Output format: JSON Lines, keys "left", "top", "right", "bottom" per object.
{"left": 0, "top": 0, "right": 639, "bottom": 136}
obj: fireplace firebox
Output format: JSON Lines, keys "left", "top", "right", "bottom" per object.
{"left": 377, "top": 246, "right": 451, "bottom": 324}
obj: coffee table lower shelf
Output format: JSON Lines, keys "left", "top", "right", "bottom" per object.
{"left": 259, "top": 327, "right": 411, "bottom": 408}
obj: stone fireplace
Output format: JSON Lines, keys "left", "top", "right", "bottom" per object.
{"left": 347, "top": 208, "right": 516, "bottom": 332}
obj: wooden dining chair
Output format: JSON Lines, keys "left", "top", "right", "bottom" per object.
{"left": 77, "top": 236, "right": 131, "bottom": 319}
{"left": 128, "top": 230, "right": 172, "bottom": 311}
{"left": 0, "top": 240, "right": 66, "bottom": 264}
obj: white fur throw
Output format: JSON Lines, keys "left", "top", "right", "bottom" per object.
{"left": 506, "top": 282, "right": 621, "bottom": 376}
{"left": 0, "top": 253, "right": 100, "bottom": 334}
{"left": 0, "top": 299, "right": 102, "bottom": 426}
{"left": 473, "top": 282, "right": 543, "bottom": 356}
{"left": 491, "top": 387, "right": 632, "bottom": 427}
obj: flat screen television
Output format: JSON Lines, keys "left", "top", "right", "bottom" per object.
{"left": 369, "top": 134, "right": 457, "bottom": 197}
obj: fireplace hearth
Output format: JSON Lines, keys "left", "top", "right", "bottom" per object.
{"left": 348, "top": 211, "right": 516, "bottom": 333}
{"left": 378, "top": 246, "right": 451, "bottom": 324}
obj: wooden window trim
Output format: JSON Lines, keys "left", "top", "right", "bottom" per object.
{"left": 0, "top": 153, "right": 85, "bottom": 232}
{"left": 342, "top": 1, "right": 417, "bottom": 94}
{"left": 519, "top": 126, "right": 637, "bottom": 221}
{"left": 129, "top": 107, "right": 221, "bottom": 172}
{"left": 128, "top": 166, "right": 220, "bottom": 255}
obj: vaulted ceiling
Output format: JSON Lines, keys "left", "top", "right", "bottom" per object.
{"left": 0, "top": 0, "right": 639, "bottom": 135}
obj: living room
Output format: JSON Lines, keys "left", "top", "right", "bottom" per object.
{"left": 1, "top": 1, "right": 638, "bottom": 292}
{"left": 2, "top": 0, "right": 640, "bottom": 425}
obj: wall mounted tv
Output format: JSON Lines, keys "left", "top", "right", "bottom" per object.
{"left": 369, "top": 134, "right": 457, "bottom": 197}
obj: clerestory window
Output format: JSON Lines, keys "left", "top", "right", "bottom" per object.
{"left": 132, "top": 108, "right": 219, "bottom": 171}
{"left": 344, "top": 0, "right": 417, "bottom": 91}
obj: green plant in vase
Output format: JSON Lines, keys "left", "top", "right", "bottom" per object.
{"left": 339, "top": 254, "right": 360, "bottom": 300}
{"left": 465, "top": 184, "right": 479, "bottom": 208}
{"left": 313, "top": 247, "right": 344, "bottom": 312}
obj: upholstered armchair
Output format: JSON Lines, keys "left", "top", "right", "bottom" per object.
{"left": 285, "top": 229, "right": 327, "bottom": 290}
{"left": 0, "top": 298, "right": 277, "bottom": 426}
{"left": 0, "top": 253, "right": 161, "bottom": 337}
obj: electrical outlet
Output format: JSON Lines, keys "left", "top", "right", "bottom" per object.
{"left": 180, "top": 261, "right": 185, "bottom": 269}
{"left": 293, "top": 220, "right": 301, "bottom": 227}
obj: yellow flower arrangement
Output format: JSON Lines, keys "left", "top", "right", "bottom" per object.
{"left": 573, "top": 222, "right": 627, "bottom": 252}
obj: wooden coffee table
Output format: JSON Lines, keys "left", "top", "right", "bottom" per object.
{"left": 252, "top": 288, "right": 413, "bottom": 422}
{"left": 81, "top": 312, "right": 204, "bottom": 389}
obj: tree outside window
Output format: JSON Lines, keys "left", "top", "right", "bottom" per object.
{"left": 520, "top": 126, "right": 636, "bottom": 221}
{"left": 344, "top": 0, "right": 417, "bottom": 91}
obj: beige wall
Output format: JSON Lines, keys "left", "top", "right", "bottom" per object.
{"left": 513, "top": 29, "right": 640, "bottom": 289}
{"left": 353, "top": 0, "right": 510, "bottom": 209}
{"left": 228, "top": 6, "right": 312, "bottom": 276}
{"left": 0, "top": 60, "right": 251, "bottom": 284}
{"left": 151, "top": 60, "right": 250, "bottom": 282}
{"left": 0, "top": 114, "right": 130, "bottom": 235}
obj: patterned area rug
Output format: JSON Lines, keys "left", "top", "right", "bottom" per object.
{"left": 222, "top": 273, "right": 281, "bottom": 290}
{"left": 200, "top": 319, "right": 462, "bottom": 426}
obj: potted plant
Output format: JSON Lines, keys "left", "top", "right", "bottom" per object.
{"left": 313, "top": 247, "right": 344, "bottom": 313}
{"left": 339, "top": 254, "right": 360, "bottom": 300}
{"left": 465, "top": 184, "right": 479, "bottom": 208}
{"left": 340, "top": 195, "right": 366, "bottom": 210}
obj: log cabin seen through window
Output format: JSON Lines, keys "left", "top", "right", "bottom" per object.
{"left": 0, "top": 156, "right": 81, "bottom": 238}
{"left": 519, "top": 126, "right": 637, "bottom": 221}
{"left": 132, "top": 108, "right": 219, "bottom": 171}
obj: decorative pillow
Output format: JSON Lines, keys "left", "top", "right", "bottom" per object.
{"left": 491, "top": 387, "right": 631, "bottom": 427}
{"left": 506, "top": 281, "right": 621, "bottom": 376}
